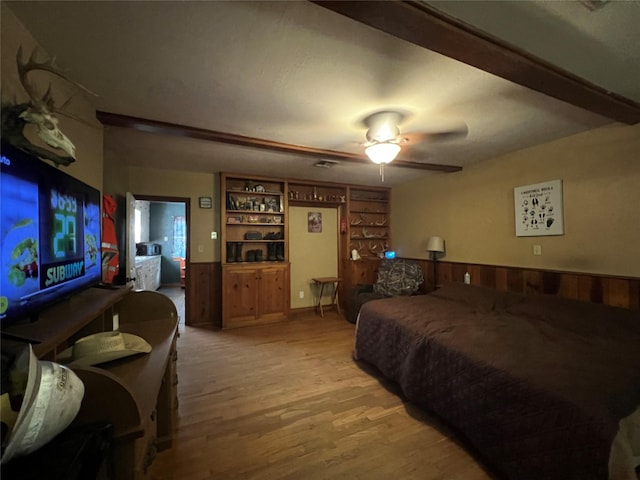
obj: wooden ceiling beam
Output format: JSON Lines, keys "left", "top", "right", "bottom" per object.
{"left": 312, "top": 1, "right": 640, "bottom": 124}
{"left": 96, "top": 111, "right": 462, "bottom": 173}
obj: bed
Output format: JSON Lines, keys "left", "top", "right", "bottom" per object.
{"left": 354, "top": 283, "right": 640, "bottom": 480}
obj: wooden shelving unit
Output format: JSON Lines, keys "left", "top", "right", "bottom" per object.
{"left": 220, "top": 175, "right": 390, "bottom": 325}
{"left": 341, "top": 185, "right": 391, "bottom": 305}
{"left": 347, "top": 186, "right": 390, "bottom": 260}
{"left": 221, "top": 173, "right": 290, "bottom": 328}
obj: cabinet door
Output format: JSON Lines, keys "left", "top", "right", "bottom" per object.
{"left": 258, "top": 265, "right": 288, "bottom": 320}
{"left": 223, "top": 266, "right": 259, "bottom": 327}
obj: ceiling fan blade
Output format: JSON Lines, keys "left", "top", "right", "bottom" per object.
{"left": 400, "top": 123, "right": 468, "bottom": 145}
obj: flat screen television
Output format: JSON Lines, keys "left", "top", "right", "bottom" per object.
{"left": 1, "top": 142, "right": 102, "bottom": 325}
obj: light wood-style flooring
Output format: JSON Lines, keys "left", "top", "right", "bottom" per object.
{"left": 158, "top": 286, "right": 185, "bottom": 324}
{"left": 148, "top": 311, "right": 499, "bottom": 480}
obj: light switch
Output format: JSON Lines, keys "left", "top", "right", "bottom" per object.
{"left": 211, "top": 231, "right": 217, "bottom": 239}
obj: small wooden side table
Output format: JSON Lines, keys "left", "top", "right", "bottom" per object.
{"left": 311, "top": 277, "right": 341, "bottom": 317}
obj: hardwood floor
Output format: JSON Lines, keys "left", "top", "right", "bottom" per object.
{"left": 158, "top": 285, "right": 185, "bottom": 324}
{"left": 147, "top": 311, "right": 499, "bottom": 480}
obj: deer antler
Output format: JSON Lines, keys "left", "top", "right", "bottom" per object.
{"left": 14, "top": 46, "right": 97, "bottom": 161}
{"left": 17, "top": 46, "right": 96, "bottom": 121}
{"left": 17, "top": 47, "right": 96, "bottom": 99}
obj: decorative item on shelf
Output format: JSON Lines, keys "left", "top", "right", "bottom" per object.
{"left": 226, "top": 194, "right": 237, "bottom": 210}
{"left": 264, "top": 231, "right": 283, "bottom": 240}
{"left": 264, "top": 198, "right": 278, "bottom": 212}
{"left": 227, "top": 215, "right": 243, "bottom": 224}
{"left": 426, "top": 236, "right": 445, "bottom": 288}
{"left": 244, "top": 231, "right": 262, "bottom": 240}
{"left": 272, "top": 215, "right": 282, "bottom": 224}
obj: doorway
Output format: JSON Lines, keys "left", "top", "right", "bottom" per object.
{"left": 131, "top": 194, "right": 190, "bottom": 324}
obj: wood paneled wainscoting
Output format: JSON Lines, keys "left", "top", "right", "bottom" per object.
{"left": 416, "top": 259, "right": 640, "bottom": 311}
{"left": 185, "top": 261, "right": 222, "bottom": 326}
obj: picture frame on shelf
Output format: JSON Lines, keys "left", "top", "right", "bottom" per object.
{"left": 264, "top": 197, "right": 279, "bottom": 212}
{"left": 227, "top": 215, "right": 243, "bottom": 224}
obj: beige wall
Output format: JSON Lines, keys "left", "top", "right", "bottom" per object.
{"left": 1, "top": 4, "right": 104, "bottom": 190}
{"left": 126, "top": 166, "right": 220, "bottom": 263}
{"left": 289, "top": 207, "right": 338, "bottom": 309}
{"left": 391, "top": 123, "right": 640, "bottom": 277}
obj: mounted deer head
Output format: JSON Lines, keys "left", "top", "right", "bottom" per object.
{"left": 1, "top": 46, "right": 96, "bottom": 166}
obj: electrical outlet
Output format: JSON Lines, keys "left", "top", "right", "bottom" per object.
{"left": 198, "top": 244, "right": 204, "bottom": 253}
{"left": 299, "top": 291, "right": 304, "bottom": 299}
{"left": 533, "top": 245, "right": 542, "bottom": 256}
{"left": 211, "top": 231, "right": 217, "bottom": 239}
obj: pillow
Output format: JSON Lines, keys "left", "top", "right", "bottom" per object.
{"left": 430, "top": 282, "right": 525, "bottom": 313}
{"left": 373, "top": 259, "right": 424, "bottom": 297}
{"left": 507, "top": 294, "right": 640, "bottom": 338}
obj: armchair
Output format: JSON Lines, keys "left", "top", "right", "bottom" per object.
{"left": 346, "top": 258, "right": 424, "bottom": 324}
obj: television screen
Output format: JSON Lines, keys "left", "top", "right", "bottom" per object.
{"left": 1, "top": 142, "right": 102, "bottom": 325}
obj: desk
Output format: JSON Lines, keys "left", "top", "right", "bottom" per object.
{"left": 312, "top": 277, "right": 341, "bottom": 317}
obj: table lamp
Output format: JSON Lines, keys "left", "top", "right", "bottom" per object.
{"left": 426, "top": 236, "right": 445, "bottom": 288}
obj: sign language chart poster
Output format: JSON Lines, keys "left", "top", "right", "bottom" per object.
{"left": 514, "top": 179, "right": 564, "bottom": 236}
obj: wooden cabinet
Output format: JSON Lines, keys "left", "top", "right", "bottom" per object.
{"left": 221, "top": 174, "right": 289, "bottom": 328}
{"left": 1, "top": 287, "right": 178, "bottom": 480}
{"left": 222, "top": 264, "right": 289, "bottom": 328}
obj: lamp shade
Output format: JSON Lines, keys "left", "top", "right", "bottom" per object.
{"left": 426, "top": 236, "right": 445, "bottom": 253}
{"left": 365, "top": 142, "right": 401, "bottom": 164}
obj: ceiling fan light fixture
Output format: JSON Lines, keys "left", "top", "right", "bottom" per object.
{"left": 365, "top": 142, "right": 401, "bottom": 164}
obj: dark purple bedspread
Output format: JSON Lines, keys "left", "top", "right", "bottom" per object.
{"left": 354, "top": 284, "right": 640, "bottom": 480}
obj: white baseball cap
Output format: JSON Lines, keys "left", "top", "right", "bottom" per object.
{"left": 1, "top": 345, "right": 85, "bottom": 464}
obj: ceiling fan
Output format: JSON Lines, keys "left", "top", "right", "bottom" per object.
{"left": 360, "top": 109, "right": 468, "bottom": 181}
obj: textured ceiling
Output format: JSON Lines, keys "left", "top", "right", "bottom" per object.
{"left": 4, "top": 1, "right": 639, "bottom": 186}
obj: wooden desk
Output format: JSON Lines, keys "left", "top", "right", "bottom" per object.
{"left": 311, "top": 277, "right": 341, "bottom": 317}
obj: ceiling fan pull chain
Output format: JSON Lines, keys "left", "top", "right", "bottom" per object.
{"left": 380, "top": 164, "right": 385, "bottom": 182}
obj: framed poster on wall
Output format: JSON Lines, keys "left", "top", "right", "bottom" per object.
{"left": 514, "top": 179, "right": 564, "bottom": 236}
{"left": 308, "top": 212, "right": 322, "bottom": 232}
